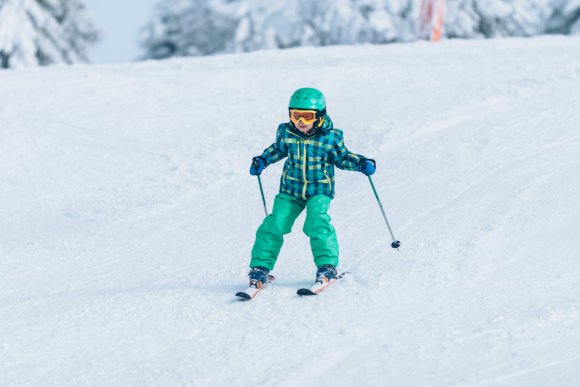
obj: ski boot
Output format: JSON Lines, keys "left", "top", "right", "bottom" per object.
{"left": 248, "top": 266, "right": 270, "bottom": 288}
{"left": 315, "top": 264, "right": 337, "bottom": 284}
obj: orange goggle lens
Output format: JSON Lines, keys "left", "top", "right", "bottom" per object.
{"left": 289, "top": 109, "right": 317, "bottom": 125}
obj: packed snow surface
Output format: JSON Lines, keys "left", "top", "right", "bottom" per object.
{"left": 1, "top": 36, "right": 580, "bottom": 386}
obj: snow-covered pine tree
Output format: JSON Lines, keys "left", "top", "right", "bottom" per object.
{"left": 445, "top": 0, "right": 580, "bottom": 38}
{"left": 0, "top": 0, "right": 98, "bottom": 69}
{"left": 140, "top": 0, "right": 580, "bottom": 60}
{"left": 140, "top": 0, "right": 417, "bottom": 60}
{"left": 140, "top": 0, "right": 243, "bottom": 60}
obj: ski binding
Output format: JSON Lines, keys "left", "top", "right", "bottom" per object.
{"left": 235, "top": 274, "right": 276, "bottom": 300}
{"left": 297, "top": 271, "right": 350, "bottom": 296}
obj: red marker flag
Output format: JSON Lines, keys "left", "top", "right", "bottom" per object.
{"left": 419, "top": 0, "right": 446, "bottom": 42}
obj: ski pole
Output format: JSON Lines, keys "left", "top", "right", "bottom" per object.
{"left": 368, "top": 176, "right": 401, "bottom": 250}
{"left": 256, "top": 174, "right": 268, "bottom": 216}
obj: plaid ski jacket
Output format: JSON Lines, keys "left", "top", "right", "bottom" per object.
{"left": 260, "top": 115, "right": 363, "bottom": 201}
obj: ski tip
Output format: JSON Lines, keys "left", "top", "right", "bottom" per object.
{"left": 235, "top": 292, "right": 252, "bottom": 300}
{"left": 297, "top": 288, "right": 317, "bottom": 296}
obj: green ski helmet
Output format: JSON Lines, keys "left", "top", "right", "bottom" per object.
{"left": 288, "top": 88, "right": 327, "bottom": 130}
{"left": 289, "top": 88, "right": 326, "bottom": 111}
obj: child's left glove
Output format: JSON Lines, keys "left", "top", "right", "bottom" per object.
{"left": 359, "top": 158, "right": 376, "bottom": 176}
{"left": 250, "top": 156, "right": 267, "bottom": 176}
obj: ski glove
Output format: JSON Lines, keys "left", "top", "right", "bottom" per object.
{"left": 359, "top": 158, "right": 376, "bottom": 176}
{"left": 250, "top": 156, "right": 267, "bottom": 176}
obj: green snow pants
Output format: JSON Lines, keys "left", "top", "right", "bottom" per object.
{"left": 250, "top": 193, "right": 339, "bottom": 271}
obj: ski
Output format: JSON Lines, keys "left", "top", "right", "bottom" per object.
{"left": 235, "top": 275, "right": 276, "bottom": 300}
{"left": 297, "top": 272, "right": 350, "bottom": 296}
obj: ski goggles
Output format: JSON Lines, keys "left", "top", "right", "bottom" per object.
{"left": 289, "top": 109, "right": 318, "bottom": 125}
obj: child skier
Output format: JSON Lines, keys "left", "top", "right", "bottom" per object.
{"left": 247, "top": 88, "right": 376, "bottom": 289}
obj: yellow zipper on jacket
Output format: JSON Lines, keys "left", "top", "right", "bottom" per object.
{"left": 286, "top": 129, "right": 312, "bottom": 201}
{"left": 282, "top": 167, "right": 288, "bottom": 185}
{"left": 323, "top": 170, "right": 332, "bottom": 193}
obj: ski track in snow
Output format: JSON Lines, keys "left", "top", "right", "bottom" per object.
{"left": 1, "top": 36, "right": 580, "bottom": 386}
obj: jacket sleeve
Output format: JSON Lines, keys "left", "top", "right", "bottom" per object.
{"left": 260, "top": 125, "right": 288, "bottom": 166}
{"left": 332, "top": 130, "right": 363, "bottom": 171}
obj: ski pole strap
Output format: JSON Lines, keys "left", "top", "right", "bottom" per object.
{"left": 257, "top": 175, "right": 268, "bottom": 216}
{"left": 368, "top": 176, "right": 401, "bottom": 249}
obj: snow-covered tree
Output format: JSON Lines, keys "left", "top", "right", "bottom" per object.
{"left": 0, "top": 0, "right": 98, "bottom": 69}
{"left": 140, "top": 0, "right": 580, "bottom": 60}
{"left": 139, "top": 0, "right": 241, "bottom": 60}
{"left": 141, "top": 0, "right": 419, "bottom": 60}
{"left": 446, "top": 0, "right": 580, "bottom": 38}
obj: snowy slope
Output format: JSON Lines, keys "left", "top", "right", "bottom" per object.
{"left": 1, "top": 36, "right": 580, "bottom": 387}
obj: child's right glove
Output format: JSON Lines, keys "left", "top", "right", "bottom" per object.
{"left": 250, "top": 156, "right": 267, "bottom": 176}
{"left": 359, "top": 158, "right": 376, "bottom": 176}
